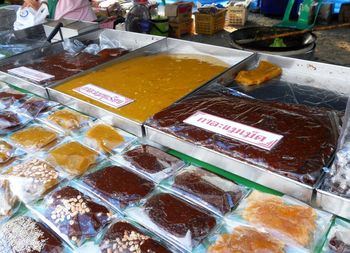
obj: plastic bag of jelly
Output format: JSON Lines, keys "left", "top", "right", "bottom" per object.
{"left": 161, "top": 165, "right": 249, "bottom": 216}
{"left": 226, "top": 190, "right": 333, "bottom": 251}
{"left": 0, "top": 138, "right": 26, "bottom": 169}
{"left": 75, "top": 217, "right": 177, "bottom": 253}
{"left": 111, "top": 141, "right": 185, "bottom": 183}
{"left": 77, "top": 159, "right": 155, "bottom": 213}
{"left": 0, "top": 210, "right": 72, "bottom": 252}
{"left": 81, "top": 120, "right": 136, "bottom": 155}
{"left": 146, "top": 84, "right": 340, "bottom": 187}
{"left": 0, "top": 84, "right": 27, "bottom": 110}
{"left": 194, "top": 220, "right": 308, "bottom": 253}
{"left": 0, "top": 179, "right": 19, "bottom": 224}
{"left": 0, "top": 153, "right": 68, "bottom": 204}
{"left": 321, "top": 218, "right": 350, "bottom": 253}
{"left": 31, "top": 181, "right": 114, "bottom": 248}
{"left": 0, "top": 110, "right": 32, "bottom": 136}
{"left": 125, "top": 188, "right": 219, "bottom": 252}
{"left": 20, "top": 96, "right": 59, "bottom": 118}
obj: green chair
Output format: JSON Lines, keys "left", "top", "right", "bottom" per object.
{"left": 275, "top": 0, "right": 323, "bottom": 29}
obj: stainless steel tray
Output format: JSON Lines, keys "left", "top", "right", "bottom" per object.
{"left": 0, "top": 29, "right": 164, "bottom": 97}
{"left": 144, "top": 53, "right": 350, "bottom": 203}
{"left": 47, "top": 37, "right": 254, "bottom": 137}
{"left": 315, "top": 188, "right": 350, "bottom": 220}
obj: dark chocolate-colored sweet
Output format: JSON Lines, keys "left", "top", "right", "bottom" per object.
{"left": 148, "top": 88, "right": 339, "bottom": 185}
{"left": 145, "top": 193, "right": 216, "bottom": 242}
{"left": 0, "top": 216, "right": 63, "bottom": 253}
{"left": 0, "top": 91, "right": 25, "bottom": 108}
{"left": 100, "top": 221, "right": 171, "bottom": 253}
{"left": 98, "top": 48, "right": 129, "bottom": 58}
{"left": 0, "top": 111, "right": 22, "bottom": 135}
{"left": 45, "top": 186, "right": 111, "bottom": 245}
{"left": 123, "top": 145, "right": 181, "bottom": 174}
{"left": 174, "top": 169, "right": 243, "bottom": 213}
{"left": 1, "top": 49, "right": 129, "bottom": 83}
{"left": 329, "top": 236, "right": 350, "bottom": 253}
{"left": 83, "top": 165, "right": 155, "bottom": 208}
{"left": 21, "top": 97, "right": 54, "bottom": 117}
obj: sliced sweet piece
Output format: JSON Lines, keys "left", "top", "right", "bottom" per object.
{"left": 49, "top": 141, "right": 98, "bottom": 176}
{"left": 208, "top": 226, "right": 285, "bottom": 253}
{"left": 10, "top": 126, "right": 58, "bottom": 150}
{"left": 85, "top": 124, "right": 124, "bottom": 153}
{"left": 235, "top": 60, "right": 282, "bottom": 86}
{"left": 242, "top": 191, "right": 317, "bottom": 246}
{"left": 48, "top": 109, "right": 88, "bottom": 130}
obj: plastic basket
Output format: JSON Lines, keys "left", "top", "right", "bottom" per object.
{"left": 194, "top": 9, "right": 227, "bottom": 35}
{"left": 225, "top": 5, "right": 248, "bottom": 26}
{"left": 170, "top": 18, "right": 193, "bottom": 38}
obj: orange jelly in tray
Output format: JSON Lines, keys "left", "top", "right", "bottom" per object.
{"left": 54, "top": 54, "right": 228, "bottom": 122}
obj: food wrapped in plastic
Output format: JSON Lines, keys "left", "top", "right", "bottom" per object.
{"left": 83, "top": 121, "right": 136, "bottom": 154}
{"left": 99, "top": 219, "right": 173, "bottom": 253}
{"left": 147, "top": 86, "right": 339, "bottom": 186}
{"left": 1, "top": 157, "right": 61, "bottom": 203}
{"left": 322, "top": 99, "right": 350, "bottom": 198}
{"left": 126, "top": 190, "right": 217, "bottom": 252}
{"left": 43, "top": 107, "right": 91, "bottom": 134}
{"left": 320, "top": 218, "right": 350, "bottom": 253}
{"left": 162, "top": 165, "right": 247, "bottom": 215}
{"left": 48, "top": 139, "right": 100, "bottom": 176}
{"left": 0, "top": 179, "right": 18, "bottom": 222}
{"left": 0, "top": 215, "right": 68, "bottom": 253}
{"left": 9, "top": 124, "right": 61, "bottom": 151}
{"left": 0, "top": 86, "right": 26, "bottom": 109}
{"left": 194, "top": 221, "right": 307, "bottom": 253}
{"left": 0, "top": 111, "right": 32, "bottom": 135}
{"left": 0, "top": 49, "right": 129, "bottom": 84}
{"left": 0, "top": 139, "right": 24, "bottom": 167}
{"left": 114, "top": 143, "right": 185, "bottom": 183}
{"left": 227, "top": 190, "right": 333, "bottom": 250}
{"left": 80, "top": 160, "right": 155, "bottom": 211}
{"left": 20, "top": 96, "right": 59, "bottom": 118}
{"left": 38, "top": 184, "right": 113, "bottom": 247}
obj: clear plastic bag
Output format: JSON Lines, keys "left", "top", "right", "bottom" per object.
{"left": 147, "top": 85, "right": 340, "bottom": 186}
{"left": 112, "top": 142, "right": 185, "bottom": 183}
{"left": 0, "top": 84, "right": 27, "bottom": 110}
{"left": 0, "top": 155, "right": 64, "bottom": 204}
{"left": 47, "top": 138, "right": 102, "bottom": 177}
{"left": 40, "top": 106, "right": 92, "bottom": 135}
{"left": 321, "top": 218, "right": 350, "bottom": 253}
{"left": 0, "top": 110, "right": 32, "bottom": 136}
{"left": 126, "top": 189, "right": 219, "bottom": 252}
{"left": 99, "top": 30, "right": 126, "bottom": 51}
{"left": 194, "top": 220, "right": 308, "bottom": 253}
{"left": 33, "top": 182, "right": 113, "bottom": 247}
{"left": 322, "top": 99, "right": 350, "bottom": 197}
{"left": 0, "top": 213, "right": 70, "bottom": 253}
{"left": 78, "top": 159, "right": 155, "bottom": 213}
{"left": 8, "top": 122, "right": 63, "bottom": 152}
{"left": 76, "top": 218, "right": 176, "bottom": 253}
{"left": 63, "top": 39, "right": 86, "bottom": 54}
{"left": 161, "top": 165, "right": 249, "bottom": 216}
{"left": 0, "top": 179, "right": 18, "bottom": 223}
{"left": 226, "top": 190, "right": 333, "bottom": 251}
{"left": 20, "top": 96, "right": 59, "bottom": 118}
{"left": 0, "top": 138, "right": 25, "bottom": 169}
{"left": 82, "top": 120, "right": 136, "bottom": 155}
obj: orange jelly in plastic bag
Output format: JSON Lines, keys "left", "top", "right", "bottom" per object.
{"left": 242, "top": 191, "right": 316, "bottom": 246}
{"left": 208, "top": 226, "right": 285, "bottom": 253}
{"left": 54, "top": 54, "right": 228, "bottom": 122}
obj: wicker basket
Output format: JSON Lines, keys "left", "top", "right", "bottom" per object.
{"left": 225, "top": 5, "right": 248, "bottom": 26}
{"left": 194, "top": 9, "right": 227, "bottom": 35}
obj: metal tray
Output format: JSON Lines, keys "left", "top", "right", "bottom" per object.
{"left": 315, "top": 188, "right": 350, "bottom": 220}
{"left": 144, "top": 53, "right": 350, "bottom": 203}
{"left": 0, "top": 29, "right": 164, "bottom": 97}
{"left": 214, "top": 53, "right": 350, "bottom": 111}
{"left": 47, "top": 38, "right": 253, "bottom": 137}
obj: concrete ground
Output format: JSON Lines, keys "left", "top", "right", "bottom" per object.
{"left": 180, "top": 13, "right": 350, "bottom": 67}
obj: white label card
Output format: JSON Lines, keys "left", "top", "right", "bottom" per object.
{"left": 183, "top": 111, "right": 283, "bottom": 151}
{"left": 8, "top": 67, "right": 55, "bottom": 82}
{"left": 73, "top": 84, "right": 134, "bottom": 109}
